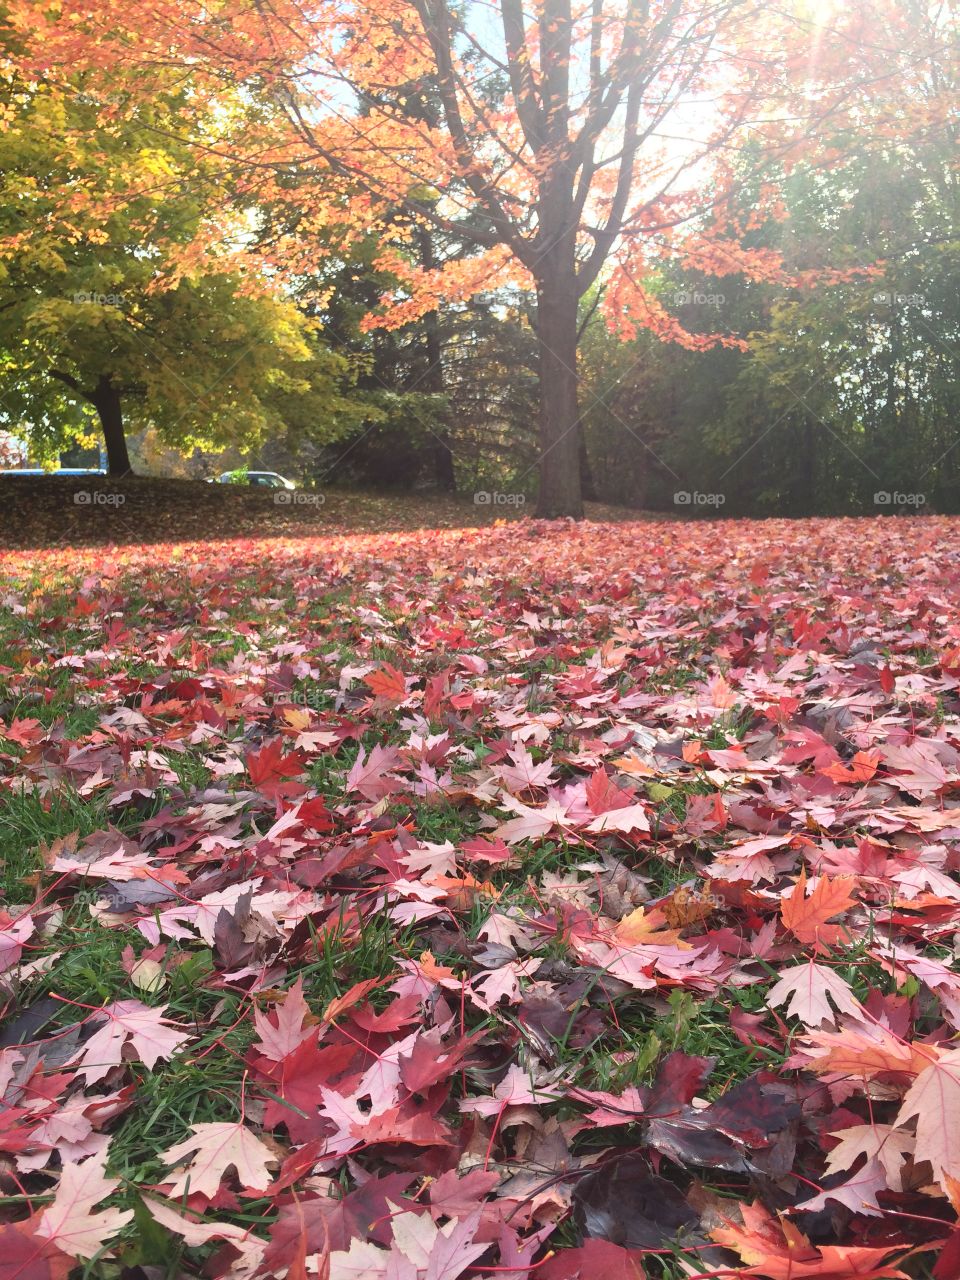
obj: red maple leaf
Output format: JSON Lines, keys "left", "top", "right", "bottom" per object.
{"left": 245, "top": 738, "right": 306, "bottom": 799}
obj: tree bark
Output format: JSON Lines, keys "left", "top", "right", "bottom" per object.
{"left": 433, "top": 432, "right": 456, "bottom": 493}
{"left": 424, "top": 308, "right": 455, "bottom": 493}
{"left": 416, "top": 225, "right": 456, "bottom": 493}
{"left": 578, "top": 424, "right": 598, "bottom": 503}
{"left": 90, "top": 374, "right": 132, "bottom": 476}
{"left": 535, "top": 264, "right": 583, "bottom": 519}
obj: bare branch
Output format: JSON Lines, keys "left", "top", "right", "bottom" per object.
{"left": 412, "top": 0, "right": 533, "bottom": 263}
{"left": 499, "top": 0, "right": 545, "bottom": 151}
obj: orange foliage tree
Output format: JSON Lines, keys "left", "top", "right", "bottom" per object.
{"left": 9, "top": 0, "right": 950, "bottom": 515}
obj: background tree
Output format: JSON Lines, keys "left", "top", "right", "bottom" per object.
{"left": 0, "top": 44, "right": 366, "bottom": 474}
{"left": 289, "top": 208, "right": 538, "bottom": 497}
{"left": 577, "top": 0, "right": 959, "bottom": 519}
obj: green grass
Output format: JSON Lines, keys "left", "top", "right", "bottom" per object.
{"left": 0, "top": 787, "right": 116, "bottom": 903}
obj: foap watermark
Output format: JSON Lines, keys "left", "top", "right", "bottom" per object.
{"left": 673, "top": 288, "right": 725, "bottom": 308}
{"left": 474, "top": 491, "right": 525, "bottom": 507}
{"left": 288, "top": 687, "right": 327, "bottom": 711}
{"left": 74, "top": 885, "right": 128, "bottom": 911}
{"left": 275, "top": 490, "right": 325, "bottom": 506}
{"left": 73, "top": 291, "right": 125, "bottom": 307}
{"left": 874, "top": 490, "right": 926, "bottom": 508}
{"left": 873, "top": 291, "right": 926, "bottom": 307}
{"left": 674, "top": 490, "right": 725, "bottom": 508}
{"left": 73, "top": 490, "right": 125, "bottom": 507}
{"left": 673, "top": 886, "right": 724, "bottom": 910}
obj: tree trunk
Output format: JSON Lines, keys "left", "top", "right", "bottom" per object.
{"left": 535, "top": 265, "right": 583, "bottom": 519}
{"left": 90, "top": 375, "right": 132, "bottom": 476}
{"left": 417, "top": 226, "right": 456, "bottom": 494}
{"left": 424, "top": 316, "right": 455, "bottom": 493}
{"left": 578, "top": 424, "right": 598, "bottom": 503}
{"left": 433, "top": 433, "right": 456, "bottom": 493}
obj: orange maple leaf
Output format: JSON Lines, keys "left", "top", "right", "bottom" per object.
{"left": 365, "top": 662, "right": 407, "bottom": 706}
{"left": 780, "top": 867, "right": 856, "bottom": 950}
{"left": 712, "top": 1201, "right": 909, "bottom": 1278}
{"left": 279, "top": 706, "right": 311, "bottom": 732}
{"left": 323, "top": 976, "right": 390, "bottom": 1023}
{"left": 615, "top": 906, "right": 685, "bottom": 947}
{"left": 797, "top": 1023, "right": 939, "bottom": 1080}
{"left": 429, "top": 872, "right": 500, "bottom": 910}
{"left": 820, "top": 749, "right": 881, "bottom": 784}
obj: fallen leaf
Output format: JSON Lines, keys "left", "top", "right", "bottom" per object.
{"left": 35, "top": 1149, "right": 133, "bottom": 1259}
{"left": 766, "top": 961, "right": 865, "bottom": 1027}
{"left": 71, "top": 1000, "right": 189, "bottom": 1082}
{"left": 780, "top": 868, "right": 856, "bottom": 951}
{"left": 160, "top": 1122, "right": 277, "bottom": 1197}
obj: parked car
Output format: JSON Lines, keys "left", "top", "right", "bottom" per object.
{"left": 214, "top": 470, "right": 296, "bottom": 490}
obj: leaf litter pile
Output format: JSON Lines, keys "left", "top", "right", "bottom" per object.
{"left": 3, "top": 516, "right": 960, "bottom": 1279}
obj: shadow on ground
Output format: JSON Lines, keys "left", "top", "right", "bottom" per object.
{"left": 0, "top": 476, "right": 657, "bottom": 549}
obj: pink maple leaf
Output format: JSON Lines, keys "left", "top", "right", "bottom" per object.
{"left": 71, "top": 1000, "right": 189, "bottom": 1082}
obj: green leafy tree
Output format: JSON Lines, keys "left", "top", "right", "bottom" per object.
{"left": 703, "top": 138, "right": 960, "bottom": 514}
{"left": 0, "top": 51, "right": 365, "bottom": 474}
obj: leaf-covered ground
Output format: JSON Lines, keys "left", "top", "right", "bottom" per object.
{"left": 2, "top": 515, "right": 960, "bottom": 1279}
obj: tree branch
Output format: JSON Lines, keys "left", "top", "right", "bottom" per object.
{"left": 412, "top": 0, "right": 532, "bottom": 264}
{"left": 499, "top": 0, "right": 545, "bottom": 151}
{"left": 49, "top": 368, "right": 88, "bottom": 397}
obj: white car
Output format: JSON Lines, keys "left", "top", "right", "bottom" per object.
{"left": 215, "top": 470, "right": 296, "bottom": 490}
